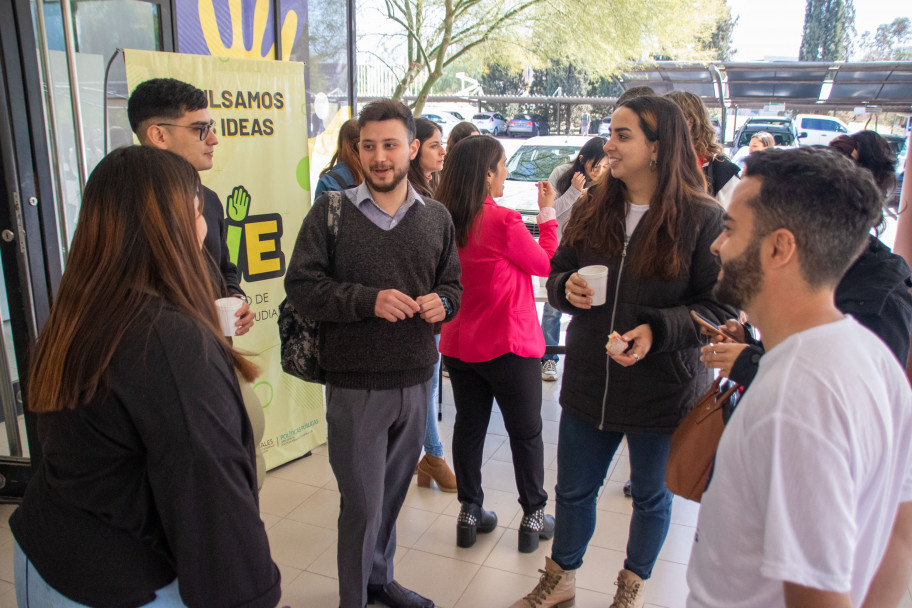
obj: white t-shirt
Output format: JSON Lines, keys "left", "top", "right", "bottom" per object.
{"left": 625, "top": 203, "right": 649, "bottom": 240}
{"left": 687, "top": 317, "right": 912, "bottom": 608}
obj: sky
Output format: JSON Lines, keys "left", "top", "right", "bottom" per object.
{"left": 728, "top": 0, "right": 911, "bottom": 61}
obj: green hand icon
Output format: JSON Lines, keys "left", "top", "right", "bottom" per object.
{"left": 227, "top": 185, "right": 251, "bottom": 222}
{"left": 225, "top": 185, "right": 250, "bottom": 266}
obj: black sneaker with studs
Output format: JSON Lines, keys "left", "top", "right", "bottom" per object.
{"left": 518, "top": 507, "right": 555, "bottom": 553}
{"left": 456, "top": 501, "right": 498, "bottom": 548}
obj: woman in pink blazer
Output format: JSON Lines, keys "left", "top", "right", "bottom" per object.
{"left": 437, "top": 135, "right": 558, "bottom": 553}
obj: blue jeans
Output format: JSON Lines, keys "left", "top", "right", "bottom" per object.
{"left": 551, "top": 410, "right": 673, "bottom": 579}
{"left": 540, "top": 303, "right": 561, "bottom": 363}
{"left": 423, "top": 335, "right": 444, "bottom": 457}
{"left": 14, "top": 540, "right": 187, "bottom": 607}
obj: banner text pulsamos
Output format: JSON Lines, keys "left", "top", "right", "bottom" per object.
{"left": 124, "top": 50, "right": 326, "bottom": 469}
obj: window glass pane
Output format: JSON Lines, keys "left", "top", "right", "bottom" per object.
{"left": 31, "top": 0, "right": 163, "bottom": 249}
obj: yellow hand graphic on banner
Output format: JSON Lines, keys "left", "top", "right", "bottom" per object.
{"left": 198, "top": 0, "right": 298, "bottom": 60}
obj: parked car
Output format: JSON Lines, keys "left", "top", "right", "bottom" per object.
{"left": 795, "top": 114, "right": 849, "bottom": 146}
{"left": 730, "top": 123, "right": 799, "bottom": 166}
{"left": 497, "top": 135, "right": 591, "bottom": 235}
{"left": 597, "top": 115, "right": 612, "bottom": 137}
{"left": 472, "top": 112, "right": 507, "bottom": 135}
{"left": 421, "top": 110, "right": 461, "bottom": 140}
{"left": 744, "top": 115, "right": 799, "bottom": 140}
{"left": 507, "top": 113, "right": 550, "bottom": 138}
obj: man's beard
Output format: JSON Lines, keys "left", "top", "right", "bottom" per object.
{"left": 713, "top": 237, "right": 764, "bottom": 311}
{"left": 364, "top": 164, "right": 409, "bottom": 193}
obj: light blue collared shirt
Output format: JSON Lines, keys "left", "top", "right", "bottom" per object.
{"left": 345, "top": 182, "right": 425, "bottom": 230}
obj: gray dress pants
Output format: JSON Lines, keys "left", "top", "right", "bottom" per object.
{"left": 326, "top": 381, "right": 430, "bottom": 608}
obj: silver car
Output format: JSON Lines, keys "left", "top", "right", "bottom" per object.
{"left": 472, "top": 112, "right": 507, "bottom": 136}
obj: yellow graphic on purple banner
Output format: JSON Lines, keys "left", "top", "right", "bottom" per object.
{"left": 175, "top": 0, "right": 302, "bottom": 60}
{"left": 124, "top": 49, "right": 326, "bottom": 470}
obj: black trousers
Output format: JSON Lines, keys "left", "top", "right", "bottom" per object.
{"left": 443, "top": 353, "right": 547, "bottom": 515}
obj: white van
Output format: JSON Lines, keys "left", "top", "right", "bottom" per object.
{"left": 795, "top": 114, "right": 849, "bottom": 146}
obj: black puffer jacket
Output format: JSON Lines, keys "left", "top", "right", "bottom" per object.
{"left": 547, "top": 200, "right": 736, "bottom": 434}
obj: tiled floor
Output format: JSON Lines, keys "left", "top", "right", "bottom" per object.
{"left": 1, "top": 363, "right": 912, "bottom": 607}
{"left": 261, "top": 366, "right": 701, "bottom": 608}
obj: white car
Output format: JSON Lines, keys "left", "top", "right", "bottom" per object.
{"left": 472, "top": 112, "right": 507, "bottom": 135}
{"left": 421, "top": 111, "right": 461, "bottom": 140}
{"left": 795, "top": 114, "right": 849, "bottom": 146}
{"left": 497, "top": 135, "right": 593, "bottom": 236}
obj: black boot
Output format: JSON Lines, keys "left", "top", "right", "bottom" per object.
{"left": 456, "top": 501, "right": 498, "bottom": 548}
{"left": 518, "top": 508, "right": 555, "bottom": 553}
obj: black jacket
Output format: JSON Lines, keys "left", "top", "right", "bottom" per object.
{"left": 10, "top": 301, "right": 280, "bottom": 608}
{"left": 547, "top": 200, "right": 736, "bottom": 433}
{"left": 730, "top": 235, "right": 912, "bottom": 386}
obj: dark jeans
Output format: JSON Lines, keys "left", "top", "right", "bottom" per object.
{"left": 551, "top": 410, "right": 672, "bottom": 580}
{"left": 443, "top": 353, "right": 547, "bottom": 515}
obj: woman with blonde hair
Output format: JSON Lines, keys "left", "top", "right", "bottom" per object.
{"left": 10, "top": 146, "right": 279, "bottom": 608}
{"left": 666, "top": 89, "right": 740, "bottom": 207}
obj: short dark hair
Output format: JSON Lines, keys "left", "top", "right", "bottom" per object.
{"left": 358, "top": 99, "right": 416, "bottom": 141}
{"left": 127, "top": 78, "right": 208, "bottom": 134}
{"left": 743, "top": 147, "right": 883, "bottom": 289}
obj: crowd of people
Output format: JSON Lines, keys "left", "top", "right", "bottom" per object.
{"left": 7, "top": 75, "right": 912, "bottom": 608}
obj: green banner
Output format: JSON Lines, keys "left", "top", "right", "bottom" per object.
{"left": 125, "top": 50, "right": 326, "bottom": 469}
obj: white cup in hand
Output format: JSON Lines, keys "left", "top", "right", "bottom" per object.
{"left": 578, "top": 265, "right": 608, "bottom": 306}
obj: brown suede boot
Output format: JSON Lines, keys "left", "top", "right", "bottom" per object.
{"left": 609, "top": 569, "right": 645, "bottom": 608}
{"left": 416, "top": 454, "right": 457, "bottom": 492}
{"left": 509, "top": 556, "right": 575, "bottom": 608}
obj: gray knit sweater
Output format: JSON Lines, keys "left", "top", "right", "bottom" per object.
{"left": 285, "top": 192, "right": 462, "bottom": 390}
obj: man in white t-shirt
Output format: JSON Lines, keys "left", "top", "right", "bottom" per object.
{"left": 687, "top": 146, "right": 912, "bottom": 608}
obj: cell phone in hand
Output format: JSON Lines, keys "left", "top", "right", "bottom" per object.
{"left": 690, "top": 310, "right": 740, "bottom": 343}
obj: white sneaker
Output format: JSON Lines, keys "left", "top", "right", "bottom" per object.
{"left": 541, "top": 360, "right": 559, "bottom": 381}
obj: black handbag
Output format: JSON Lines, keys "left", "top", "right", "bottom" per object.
{"left": 278, "top": 191, "right": 342, "bottom": 383}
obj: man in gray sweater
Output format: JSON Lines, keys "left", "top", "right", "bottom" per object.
{"left": 285, "top": 100, "right": 461, "bottom": 608}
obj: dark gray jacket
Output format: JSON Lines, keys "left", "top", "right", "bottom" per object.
{"left": 547, "top": 199, "right": 736, "bottom": 433}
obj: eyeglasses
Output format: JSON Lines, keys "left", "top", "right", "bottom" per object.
{"left": 156, "top": 119, "right": 216, "bottom": 141}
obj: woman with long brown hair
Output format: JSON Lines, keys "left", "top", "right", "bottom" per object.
{"left": 314, "top": 117, "right": 363, "bottom": 197}
{"left": 10, "top": 146, "right": 279, "bottom": 608}
{"left": 408, "top": 117, "right": 446, "bottom": 198}
{"left": 512, "top": 96, "right": 734, "bottom": 608}
{"left": 437, "top": 135, "right": 558, "bottom": 553}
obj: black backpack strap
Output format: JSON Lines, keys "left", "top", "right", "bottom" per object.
{"left": 325, "top": 169, "right": 351, "bottom": 190}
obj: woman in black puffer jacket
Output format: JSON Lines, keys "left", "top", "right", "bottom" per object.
{"left": 513, "top": 95, "right": 735, "bottom": 608}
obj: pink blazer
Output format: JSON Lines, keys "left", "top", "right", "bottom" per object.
{"left": 440, "top": 197, "right": 558, "bottom": 363}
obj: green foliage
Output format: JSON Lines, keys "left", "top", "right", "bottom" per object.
{"left": 697, "top": 8, "right": 738, "bottom": 61}
{"left": 365, "top": 0, "right": 727, "bottom": 115}
{"left": 859, "top": 17, "right": 912, "bottom": 61}
{"left": 799, "top": 0, "right": 854, "bottom": 61}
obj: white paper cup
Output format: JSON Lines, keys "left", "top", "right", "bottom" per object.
{"left": 216, "top": 297, "right": 244, "bottom": 336}
{"left": 578, "top": 265, "right": 609, "bottom": 306}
